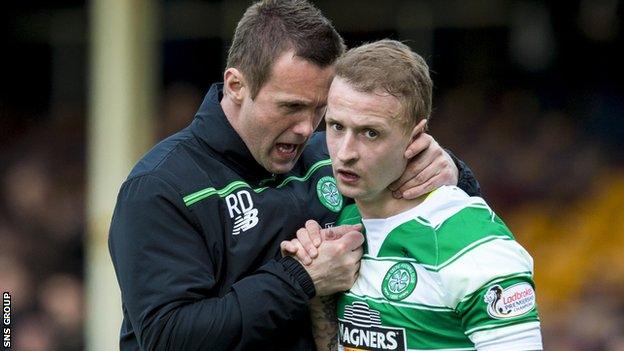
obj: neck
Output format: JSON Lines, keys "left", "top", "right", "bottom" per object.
{"left": 220, "top": 93, "right": 242, "bottom": 132}
{"left": 356, "top": 189, "right": 427, "bottom": 219}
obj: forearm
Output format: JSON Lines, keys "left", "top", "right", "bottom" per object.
{"left": 310, "top": 295, "right": 338, "bottom": 351}
{"left": 126, "top": 258, "right": 315, "bottom": 350}
{"left": 137, "top": 293, "right": 243, "bottom": 350}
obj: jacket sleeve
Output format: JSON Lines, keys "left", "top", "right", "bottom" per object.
{"left": 108, "top": 174, "right": 314, "bottom": 350}
{"left": 446, "top": 149, "right": 482, "bottom": 197}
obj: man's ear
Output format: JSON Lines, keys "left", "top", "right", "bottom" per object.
{"left": 223, "top": 68, "right": 247, "bottom": 104}
{"left": 409, "top": 119, "right": 428, "bottom": 142}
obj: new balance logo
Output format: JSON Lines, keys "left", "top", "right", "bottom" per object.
{"left": 225, "top": 190, "right": 259, "bottom": 235}
{"left": 232, "top": 208, "right": 259, "bottom": 235}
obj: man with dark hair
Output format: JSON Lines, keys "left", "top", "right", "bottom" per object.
{"left": 108, "top": 1, "right": 480, "bottom": 350}
{"left": 226, "top": 0, "right": 345, "bottom": 100}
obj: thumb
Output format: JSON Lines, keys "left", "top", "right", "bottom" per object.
{"left": 280, "top": 241, "right": 297, "bottom": 256}
{"left": 338, "top": 231, "right": 365, "bottom": 251}
{"left": 327, "top": 224, "right": 363, "bottom": 238}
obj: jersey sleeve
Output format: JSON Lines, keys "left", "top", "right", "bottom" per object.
{"left": 468, "top": 322, "right": 543, "bottom": 351}
{"left": 440, "top": 236, "right": 542, "bottom": 350}
{"left": 109, "top": 174, "right": 314, "bottom": 350}
{"left": 455, "top": 273, "right": 542, "bottom": 350}
{"left": 433, "top": 204, "right": 542, "bottom": 350}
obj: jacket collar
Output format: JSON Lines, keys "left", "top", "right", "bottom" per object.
{"left": 191, "top": 83, "right": 275, "bottom": 183}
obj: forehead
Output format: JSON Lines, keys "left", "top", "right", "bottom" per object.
{"left": 327, "top": 78, "right": 402, "bottom": 125}
{"left": 259, "top": 51, "right": 334, "bottom": 102}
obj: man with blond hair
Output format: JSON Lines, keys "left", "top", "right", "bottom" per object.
{"left": 285, "top": 40, "right": 542, "bottom": 350}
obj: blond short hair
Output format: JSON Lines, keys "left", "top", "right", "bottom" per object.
{"left": 334, "top": 39, "right": 432, "bottom": 129}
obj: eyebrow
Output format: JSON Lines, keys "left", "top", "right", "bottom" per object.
{"left": 325, "top": 115, "right": 387, "bottom": 130}
{"left": 324, "top": 115, "right": 339, "bottom": 123}
{"left": 278, "top": 100, "right": 307, "bottom": 106}
{"left": 277, "top": 96, "right": 327, "bottom": 108}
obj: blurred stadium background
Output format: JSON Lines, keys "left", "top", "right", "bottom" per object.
{"left": 1, "top": 0, "right": 623, "bottom": 350}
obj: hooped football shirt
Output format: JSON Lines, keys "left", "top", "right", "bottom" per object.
{"left": 335, "top": 186, "right": 542, "bottom": 351}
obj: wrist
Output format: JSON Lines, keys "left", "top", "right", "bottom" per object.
{"left": 445, "top": 148, "right": 481, "bottom": 196}
{"left": 280, "top": 256, "right": 316, "bottom": 298}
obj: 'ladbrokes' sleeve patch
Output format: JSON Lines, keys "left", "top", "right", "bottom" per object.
{"left": 456, "top": 276, "right": 540, "bottom": 336}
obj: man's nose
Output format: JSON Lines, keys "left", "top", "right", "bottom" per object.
{"left": 337, "top": 134, "right": 358, "bottom": 163}
{"left": 292, "top": 115, "right": 315, "bottom": 138}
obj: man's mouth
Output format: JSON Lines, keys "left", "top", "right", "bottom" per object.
{"left": 336, "top": 169, "right": 360, "bottom": 183}
{"left": 275, "top": 143, "right": 298, "bottom": 159}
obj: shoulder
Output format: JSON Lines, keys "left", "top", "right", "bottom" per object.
{"left": 123, "top": 128, "right": 224, "bottom": 201}
{"left": 418, "top": 187, "right": 534, "bottom": 306}
{"left": 420, "top": 186, "right": 518, "bottom": 262}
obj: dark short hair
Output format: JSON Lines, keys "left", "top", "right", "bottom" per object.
{"left": 335, "top": 39, "right": 432, "bottom": 130}
{"left": 226, "top": 0, "right": 345, "bottom": 98}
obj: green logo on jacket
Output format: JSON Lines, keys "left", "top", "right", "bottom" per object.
{"left": 316, "top": 176, "right": 343, "bottom": 213}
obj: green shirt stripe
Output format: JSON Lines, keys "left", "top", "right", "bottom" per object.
{"left": 424, "top": 235, "right": 514, "bottom": 272}
{"left": 183, "top": 159, "right": 331, "bottom": 206}
{"left": 344, "top": 292, "right": 455, "bottom": 312}
{"left": 375, "top": 206, "right": 515, "bottom": 270}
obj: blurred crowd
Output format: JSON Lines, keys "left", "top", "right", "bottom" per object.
{"left": 1, "top": 108, "right": 85, "bottom": 350}
{"left": 1, "top": 79, "right": 622, "bottom": 350}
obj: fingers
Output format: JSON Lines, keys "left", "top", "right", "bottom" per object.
{"left": 397, "top": 166, "right": 446, "bottom": 199}
{"left": 408, "top": 119, "right": 428, "bottom": 143}
{"left": 306, "top": 233, "right": 364, "bottom": 295}
{"left": 346, "top": 245, "right": 364, "bottom": 264}
{"left": 322, "top": 224, "right": 362, "bottom": 241}
{"left": 405, "top": 127, "right": 432, "bottom": 159}
{"left": 388, "top": 133, "right": 435, "bottom": 192}
{"left": 291, "top": 238, "right": 312, "bottom": 265}
{"left": 338, "top": 231, "right": 365, "bottom": 252}
{"left": 344, "top": 248, "right": 363, "bottom": 287}
{"left": 280, "top": 239, "right": 313, "bottom": 265}
{"left": 293, "top": 220, "right": 324, "bottom": 259}
{"left": 389, "top": 132, "right": 458, "bottom": 198}
{"left": 280, "top": 240, "right": 297, "bottom": 257}
{"left": 305, "top": 220, "right": 323, "bottom": 248}
{"left": 296, "top": 228, "right": 318, "bottom": 259}
{"left": 393, "top": 161, "right": 440, "bottom": 198}
{"left": 397, "top": 150, "right": 458, "bottom": 199}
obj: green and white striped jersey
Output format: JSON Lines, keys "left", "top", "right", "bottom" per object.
{"left": 335, "top": 186, "right": 542, "bottom": 351}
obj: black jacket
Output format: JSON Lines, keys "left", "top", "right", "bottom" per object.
{"left": 108, "top": 84, "right": 480, "bottom": 350}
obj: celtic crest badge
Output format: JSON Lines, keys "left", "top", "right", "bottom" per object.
{"left": 382, "top": 262, "right": 417, "bottom": 301}
{"left": 316, "top": 176, "right": 343, "bottom": 212}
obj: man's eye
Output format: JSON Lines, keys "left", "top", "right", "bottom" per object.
{"left": 331, "top": 123, "right": 343, "bottom": 131}
{"left": 283, "top": 103, "right": 303, "bottom": 112}
{"left": 364, "top": 129, "right": 378, "bottom": 138}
